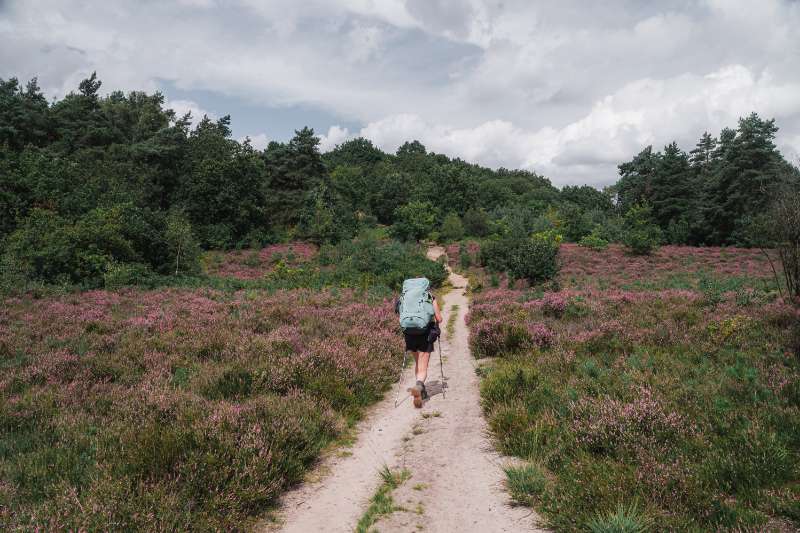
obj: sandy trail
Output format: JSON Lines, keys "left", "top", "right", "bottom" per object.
{"left": 268, "top": 246, "right": 544, "bottom": 532}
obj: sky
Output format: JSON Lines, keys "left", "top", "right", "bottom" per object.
{"left": 1, "top": 0, "right": 799, "bottom": 187}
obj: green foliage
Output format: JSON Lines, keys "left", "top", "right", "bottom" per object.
{"left": 463, "top": 207, "right": 490, "bottom": 237}
{"left": 391, "top": 201, "right": 438, "bottom": 242}
{"left": 480, "top": 231, "right": 561, "bottom": 284}
{"left": 622, "top": 204, "right": 662, "bottom": 255}
{"left": 616, "top": 114, "right": 799, "bottom": 246}
{"left": 263, "top": 127, "right": 327, "bottom": 229}
{"left": 559, "top": 202, "right": 595, "bottom": 242}
{"left": 2, "top": 204, "right": 198, "bottom": 288}
{"left": 2, "top": 209, "right": 76, "bottom": 285}
{"left": 314, "top": 235, "right": 446, "bottom": 290}
{"left": 578, "top": 227, "right": 609, "bottom": 250}
{"left": 180, "top": 117, "right": 267, "bottom": 248}
{"left": 440, "top": 212, "right": 465, "bottom": 242}
{"left": 355, "top": 466, "right": 411, "bottom": 533}
{"left": 2, "top": 72, "right": 798, "bottom": 292}
{"left": 165, "top": 210, "right": 201, "bottom": 275}
{"left": 459, "top": 242, "right": 472, "bottom": 270}
{"left": 505, "top": 464, "right": 547, "bottom": 506}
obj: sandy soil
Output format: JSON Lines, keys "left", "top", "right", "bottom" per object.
{"left": 266, "top": 246, "right": 545, "bottom": 532}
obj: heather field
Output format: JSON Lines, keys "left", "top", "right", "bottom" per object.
{"left": 0, "top": 257, "right": 409, "bottom": 530}
{"left": 465, "top": 244, "right": 800, "bottom": 530}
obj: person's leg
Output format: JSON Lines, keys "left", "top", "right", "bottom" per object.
{"left": 415, "top": 351, "right": 430, "bottom": 383}
{"left": 409, "top": 351, "right": 430, "bottom": 407}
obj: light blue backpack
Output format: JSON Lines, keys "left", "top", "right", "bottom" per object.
{"left": 399, "top": 278, "right": 434, "bottom": 334}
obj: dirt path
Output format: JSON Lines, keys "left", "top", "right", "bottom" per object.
{"left": 268, "top": 247, "right": 544, "bottom": 532}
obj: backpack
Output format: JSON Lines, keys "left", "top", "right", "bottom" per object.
{"left": 398, "top": 278, "right": 434, "bottom": 335}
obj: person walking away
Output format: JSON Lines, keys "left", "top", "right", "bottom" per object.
{"left": 396, "top": 277, "right": 443, "bottom": 408}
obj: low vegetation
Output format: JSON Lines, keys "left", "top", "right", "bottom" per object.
{"left": 0, "top": 244, "right": 421, "bottom": 530}
{"left": 467, "top": 244, "right": 800, "bottom": 530}
{"left": 355, "top": 466, "right": 411, "bottom": 533}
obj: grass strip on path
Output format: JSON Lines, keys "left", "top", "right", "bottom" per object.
{"left": 355, "top": 466, "right": 411, "bottom": 533}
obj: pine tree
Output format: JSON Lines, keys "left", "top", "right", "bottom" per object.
{"left": 264, "top": 127, "right": 327, "bottom": 229}
{"left": 711, "top": 114, "right": 782, "bottom": 244}
{"left": 650, "top": 142, "right": 692, "bottom": 234}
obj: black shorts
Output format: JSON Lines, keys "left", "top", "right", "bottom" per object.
{"left": 404, "top": 331, "right": 434, "bottom": 353}
{"left": 403, "top": 323, "right": 440, "bottom": 353}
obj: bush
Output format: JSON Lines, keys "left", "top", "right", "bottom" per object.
{"left": 463, "top": 207, "right": 490, "bottom": 237}
{"left": 470, "top": 318, "right": 552, "bottom": 358}
{"left": 103, "top": 262, "right": 155, "bottom": 289}
{"left": 596, "top": 215, "right": 625, "bottom": 243}
{"left": 459, "top": 242, "right": 472, "bottom": 270}
{"left": 559, "top": 202, "right": 594, "bottom": 242}
{"left": 622, "top": 204, "right": 662, "bottom": 255}
{"left": 2, "top": 208, "right": 75, "bottom": 284}
{"left": 750, "top": 185, "right": 800, "bottom": 302}
{"left": 391, "top": 201, "right": 438, "bottom": 242}
{"left": 579, "top": 227, "right": 609, "bottom": 250}
{"left": 480, "top": 231, "right": 561, "bottom": 284}
{"left": 2, "top": 204, "right": 201, "bottom": 288}
{"left": 165, "top": 210, "right": 202, "bottom": 275}
{"left": 440, "top": 212, "right": 465, "bottom": 242}
{"left": 315, "top": 236, "right": 447, "bottom": 290}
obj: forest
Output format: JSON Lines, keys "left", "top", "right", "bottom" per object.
{"left": 2, "top": 73, "right": 798, "bottom": 291}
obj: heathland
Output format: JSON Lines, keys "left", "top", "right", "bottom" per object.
{"left": 458, "top": 243, "right": 800, "bottom": 531}
{"left": 2, "top": 73, "right": 800, "bottom": 531}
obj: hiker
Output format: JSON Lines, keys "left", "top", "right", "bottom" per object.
{"left": 396, "top": 277, "right": 443, "bottom": 407}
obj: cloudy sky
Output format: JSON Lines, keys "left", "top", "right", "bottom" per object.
{"left": 2, "top": 0, "right": 799, "bottom": 186}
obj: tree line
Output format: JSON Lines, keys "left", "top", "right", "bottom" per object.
{"left": 1, "top": 73, "right": 798, "bottom": 287}
{"left": 615, "top": 115, "right": 799, "bottom": 246}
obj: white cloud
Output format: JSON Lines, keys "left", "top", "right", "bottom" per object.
{"left": 1, "top": 0, "right": 799, "bottom": 185}
{"left": 318, "top": 125, "right": 352, "bottom": 152}
{"left": 242, "top": 133, "right": 270, "bottom": 150}
{"left": 336, "top": 63, "right": 800, "bottom": 186}
{"left": 165, "top": 99, "right": 215, "bottom": 124}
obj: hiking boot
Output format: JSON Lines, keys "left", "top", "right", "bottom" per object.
{"left": 420, "top": 383, "right": 429, "bottom": 401}
{"left": 408, "top": 380, "right": 425, "bottom": 408}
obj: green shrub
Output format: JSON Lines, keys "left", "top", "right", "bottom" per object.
{"left": 440, "top": 212, "right": 465, "bottom": 242}
{"left": 2, "top": 208, "right": 75, "bottom": 284}
{"left": 579, "top": 227, "right": 609, "bottom": 250}
{"left": 165, "top": 210, "right": 202, "bottom": 275}
{"left": 390, "top": 201, "right": 438, "bottom": 242}
{"left": 480, "top": 231, "right": 561, "bottom": 284}
{"left": 622, "top": 204, "right": 662, "bottom": 255}
{"left": 103, "top": 262, "right": 155, "bottom": 289}
{"left": 597, "top": 215, "right": 625, "bottom": 243}
{"left": 559, "top": 202, "right": 594, "bottom": 242}
{"left": 315, "top": 236, "right": 447, "bottom": 289}
{"left": 463, "top": 207, "right": 490, "bottom": 237}
{"left": 3, "top": 204, "right": 201, "bottom": 288}
{"left": 459, "top": 242, "right": 472, "bottom": 270}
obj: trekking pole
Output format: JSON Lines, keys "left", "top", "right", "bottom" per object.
{"left": 394, "top": 350, "right": 408, "bottom": 408}
{"left": 438, "top": 337, "right": 446, "bottom": 399}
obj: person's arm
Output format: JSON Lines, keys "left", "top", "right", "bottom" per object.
{"left": 433, "top": 298, "right": 443, "bottom": 324}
